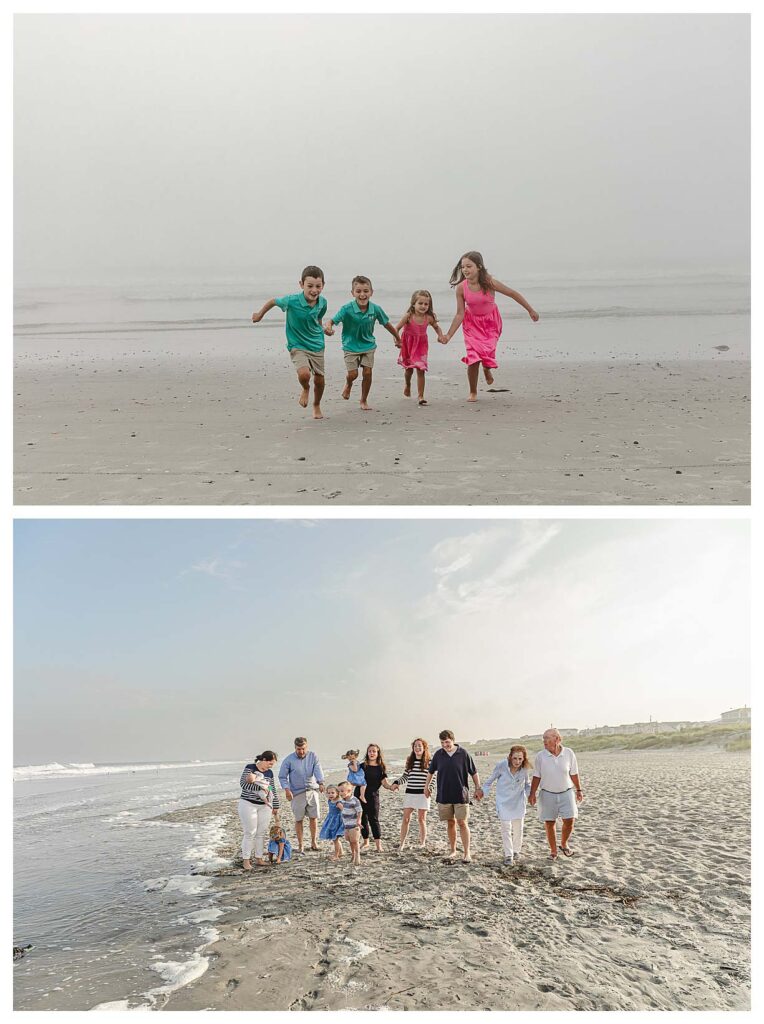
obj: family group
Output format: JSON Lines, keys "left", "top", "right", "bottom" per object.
{"left": 238, "top": 729, "right": 584, "bottom": 871}
{"left": 251, "top": 251, "right": 540, "bottom": 416}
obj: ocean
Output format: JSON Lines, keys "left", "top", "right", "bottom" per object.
{"left": 13, "top": 272, "right": 750, "bottom": 364}
{"left": 13, "top": 757, "right": 343, "bottom": 1010}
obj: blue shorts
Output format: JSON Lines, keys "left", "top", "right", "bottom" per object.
{"left": 538, "top": 788, "right": 577, "bottom": 822}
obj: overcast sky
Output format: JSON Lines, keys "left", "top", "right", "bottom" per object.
{"left": 14, "top": 518, "right": 749, "bottom": 764}
{"left": 14, "top": 14, "right": 750, "bottom": 286}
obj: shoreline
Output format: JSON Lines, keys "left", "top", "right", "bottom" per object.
{"left": 145, "top": 750, "right": 749, "bottom": 1011}
{"left": 14, "top": 357, "right": 750, "bottom": 505}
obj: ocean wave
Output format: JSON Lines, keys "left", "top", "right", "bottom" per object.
{"left": 13, "top": 760, "right": 238, "bottom": 782}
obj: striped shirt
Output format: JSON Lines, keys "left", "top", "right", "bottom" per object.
{"left": 239, "top": 765, "right": 280, "bottom": 809}
{"left": 394, "top": 757, "right": 432, "bottom": 794}
{"left": 338, "top": 796, "right": 362, "bottom": 829}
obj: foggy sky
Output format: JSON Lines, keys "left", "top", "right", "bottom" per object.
{"left": 14, "top": 519, "right": 750, "bottom": 764}
{"left": 14, "top": 13, "right": 750, "bottom": 285}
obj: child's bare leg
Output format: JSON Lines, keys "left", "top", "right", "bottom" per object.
{"left": 312, "top": 372, "right": 325, "bottom": 420}
{"left": 483, "top": 364, "right": 494, "bottom": 385}
{"left": 342, "top": 369, "right": 358, "bottom": 400}
{"left": 360, "top": 366, "right": 373, "bottom": 410}
{"left": 416, "top": 369, "right": 426, "bottom": 405}
{"left": 403, "top": 368, "right": 413, "bottom": 397}
{"left": 297, "top": 368, "right": 311, "bottom": 408}
{"left": 467, "top": 363, "right": 480, "bottom": 401}
{"left": 330, "top": 838, "right": 343, "bottom": 861}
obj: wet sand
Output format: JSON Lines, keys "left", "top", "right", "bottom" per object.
{"left": 14, "top": 346, "right": 749, "bottom": 505}
{"left": 155, "top": 751, "right": 750, "bottom": 1011}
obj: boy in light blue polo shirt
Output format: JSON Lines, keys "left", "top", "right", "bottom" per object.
{"left": 325, "top": 276, "right": 401, "bottom": 411}
{"left": 251, "top": 265, "right": 328, "bottom": 420}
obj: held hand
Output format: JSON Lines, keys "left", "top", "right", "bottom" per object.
{"left": 424, "top": 786, "right": 432, "bottom": 798}
{"left": 529, "top": 309, "right": 539, "bottom": 322}
{"left": 528, "top": 793, "right": 537, "bottom": 806}
{"left": 319, "top": 783, "right": 325, "bottom": 793}
{"left": 475, "top": 787, "right": 484, "bottom": 802}
{"left": 252, "top": 312, "right": 262, "bottom": 323}
{"left": 324, "top": 324, "right": 335, "bottom": 335}
{"left": 391, "top": 784, "right": 399, "bottom": 792}
{"left": 394, "top": 339, "right": 402, "bottom": 348}
{"left": 439, "top": 335, "right": 450, "bottom": 345}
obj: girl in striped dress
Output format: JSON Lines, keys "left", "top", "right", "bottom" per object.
{"left": 442, "top": 251, "right": 539, "bottom": 402}
{"left": 391, "top": 738, "right": 433, "bottom": 850}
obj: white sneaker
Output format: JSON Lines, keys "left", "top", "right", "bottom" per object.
{"left": 503, "top": 856, "right": 514, "bottom": 866}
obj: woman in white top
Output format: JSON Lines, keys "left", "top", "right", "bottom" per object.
{"left": 482, "top": 745, "right": 532, "bottom": 866}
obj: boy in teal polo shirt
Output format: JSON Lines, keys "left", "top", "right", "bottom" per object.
{"left": 252, "top": 265, "right": 328, "bottom": 420}
{"left": 325, "top": 276, "right": 401, "bottom": 411}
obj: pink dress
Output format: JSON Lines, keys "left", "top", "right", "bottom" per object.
{"left": 398, "top": 316, "right": 429, "bottom": 371}
{"left": 461, "top": 281, "right": 502, "bottom": 368}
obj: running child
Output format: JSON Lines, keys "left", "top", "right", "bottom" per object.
{"left": 482, "top": 745, "right": 532, "bottom": 866}
{"left": 336, "top": 781, "right": 363, "bottom": 866}
{"left": 319, "top": 784, "right": 345, "bottom": 861}
{"left": 341, "top": 749, "right": 367, "bottom": 803}
{"left": 394, "top": 290, "right": 446, "bottom": 406}
{"left": 324, "top": 276, "right": 401, "bottom": 410}
{"left": 442, "top": 251, "right": 539, "bottom": 401}
{"left": 251, "top": 265, "right": 328, "bottom": 419}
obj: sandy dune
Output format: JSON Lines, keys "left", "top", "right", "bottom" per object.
{"left": 155, "top": 750, "right": 750, "bottom": 1011}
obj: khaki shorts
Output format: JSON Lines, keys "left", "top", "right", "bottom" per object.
{"left": 343, "top": 350, "right": 375, "bottom": 371}
{"left": 290, "top": 349, "right": 325, "bottom": 377}
{"left": 437, "top": 802, "right": 470, "bottom": 821}
{"left": 291, "top": 790, "right": 320, "bottom": 819}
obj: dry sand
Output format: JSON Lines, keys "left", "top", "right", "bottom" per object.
{"left": 154, "top": 750, "right": 749, "bottom": 1011}
{"left": 14, "top": 346, "right": 749, "bottom": 505}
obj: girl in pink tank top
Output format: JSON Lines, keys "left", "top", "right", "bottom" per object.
{"left": 442, "top": 251, "right": 540, "bottom": 402}
{"left": 394, "top": 290, "right": 446, "bottom": 406}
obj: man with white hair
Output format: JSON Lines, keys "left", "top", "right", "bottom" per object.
{"left": 528, "top": 728, "right": 583, "bottom": 860}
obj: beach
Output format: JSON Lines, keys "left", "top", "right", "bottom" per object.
{"left": 14, "top": 274, "right": 750, "bottom": 505}
{"left": 155, "top": 750, "right": 749, "bottom": 1011}
{"left": 14, "top": 351, "right": 749, "bottom": 506}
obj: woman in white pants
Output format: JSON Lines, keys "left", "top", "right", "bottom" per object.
{"left": 482, "top": 746, "right": 532, "bottom": 866}
{"left": 238, "top": 751, "right": 280, "bottom": 869}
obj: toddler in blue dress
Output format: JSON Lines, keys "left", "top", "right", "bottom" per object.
{"left": 319, "top": 784, "right": 345, "bottom": 860}
{"left": 342, "top": 749, "right": 367, "bottom": 802}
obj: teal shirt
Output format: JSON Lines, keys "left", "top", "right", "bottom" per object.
{"left": 331, "top": 301, "right": 389, "bottom": 353}
{"left": 274, "top": 293, "right": 328, "bottom": 353}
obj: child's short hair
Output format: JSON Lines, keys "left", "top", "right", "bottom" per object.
{"left": 439, "top": 729, "right": 455, "bottom": 741}
{"left": 351, "top": 275, "right": 372, "bottom": 289}
{"left": 300, "top": 266, "right": 324, "bottom": 284}
{"left": 341, "top": 749, "right": 360, "bottom": 759}
{"left": 338, "top": 780, "right": 354, "bottom": 792}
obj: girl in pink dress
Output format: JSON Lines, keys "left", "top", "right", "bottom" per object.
{"left": 394, "top": 290, "right": 446, "bottom": 406}
{"left": 443, "top": 251, "right": 539, "bottom": 401}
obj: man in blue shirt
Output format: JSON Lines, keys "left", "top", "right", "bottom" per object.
{"left": 278, "top": 736, "right": 326, "bottom": 853}
{"left": 425, "top": 729, "right": 483, "bottom": 863}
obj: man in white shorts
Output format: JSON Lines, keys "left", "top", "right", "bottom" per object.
{"left": 278, "top": 736, "right": 325, "bottom": 854}
{"left": 528, "top": 729, "right": 584, "bottom": 860}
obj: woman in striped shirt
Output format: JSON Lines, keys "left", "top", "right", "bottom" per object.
{"left": 391, "top": 738, "right": 433, "bottom": 850}
{"left": 238, "top": 751, "right": 280, "bottom": 870}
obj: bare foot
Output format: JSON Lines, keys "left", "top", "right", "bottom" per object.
{"left": 298, "top": 388, "right": 309, "bottom": 408}
{"left": 242, "top": 859, "right": 252, "bottom": 871}
{"left": 484, "top": 369, "right": 494, "bottom": 385}
{"left": 359, "top": 400, "right": 372, "bottom": 411}
{"left": 341, "top": 385, "right": 351, "bottom": 400}
{"left": 403, "top": 384, "right": 411, "bottom": 397}
{"left": 313, "top": 406, "right": 324, "bottom": 420}
{"left": 467, "top": 393, "right": 478, "bottom": 402}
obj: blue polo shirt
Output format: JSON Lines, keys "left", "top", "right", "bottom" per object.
{"left": 274, "top": 293, "right": 328, "bottom": 353}
{"left": 330, "top": 301, "right": 389, "bottom": 353}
